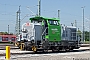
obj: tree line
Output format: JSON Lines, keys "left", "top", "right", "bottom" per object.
{"left": 77, "top": 30, "right": 90, "bottom": 41}
{"left": 0, "top": 32, "right": 13, "bottom": 35}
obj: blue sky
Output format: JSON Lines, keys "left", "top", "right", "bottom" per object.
{"left": 0, "top": 0, "right": 90, "bottom": 33}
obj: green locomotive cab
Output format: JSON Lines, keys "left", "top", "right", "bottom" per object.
{"left": 30, "top": 16, "right": 61, "bottom": 42}
{"left": 29, "top": 16, "right": 62, "bottom": 52}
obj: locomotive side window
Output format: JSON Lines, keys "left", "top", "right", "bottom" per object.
{"left": 48, "top": 20, "right": 59, "bottom": 25}
{"left": 31, "top": 20, "right": 38, "bottom": 23}
{"left": 31, "top": 19, "right": 42, "bottom": 24}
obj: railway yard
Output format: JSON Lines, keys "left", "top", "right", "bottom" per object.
{"left": 0, "top": 0, "right": 90, "bottom": 60}
{"left": 0, "top": 43, "right": 90, "bottom": 60}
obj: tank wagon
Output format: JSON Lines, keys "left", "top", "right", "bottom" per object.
{"left": 18, "top": 16, "right": 80, "bottom": 52}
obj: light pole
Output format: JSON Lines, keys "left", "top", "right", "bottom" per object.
{"left": 8, "top": 25, "right": 9, "bottom": 34}
{"left": 38, "top": 0, "right": 41, "bottom": 16}
{"left": 81, "top": 6, "right": 85, "bottom": 42}
{"left": 58, "top": 10, "right": 60, "bottom": 19}
{"left": 18, "top": 5, "right": 21, "bottom": 35}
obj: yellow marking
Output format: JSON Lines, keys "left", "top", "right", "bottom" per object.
{"left": 15, "top": 43, "right": 17, "bottom": 46}
{"left": 20, "top": 43, "right": 24, "bottom": 50}
{"left": 15, "top": 42, "right": 20, "bottom": 47}
{"left": 32, "top": 46, "right": 37, "bottom": 52}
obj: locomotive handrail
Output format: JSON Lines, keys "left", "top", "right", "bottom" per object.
{"left": 33, "top": 28, "right": 36, "bottom": 44}
{"left": 41, "top": 27, "right": 48, "bottom": 44}
{"left": 42, "top": 27, "right": 48, "bottom": 36}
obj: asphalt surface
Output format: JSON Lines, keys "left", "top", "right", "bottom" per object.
{"left": 0, "top": 50, "right": 90, "bottom": 60}
{"left": 16, "top": 53, "right": 90, "bottom": 60}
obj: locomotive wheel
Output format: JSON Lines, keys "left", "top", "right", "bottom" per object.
{"left": 42, "top": 46, "right": 48, "bottom": 52}
{"left": 52, "top": 47, "right": 56, "bottom": 52}
{"left": 56, "top": 47, "right": 60, "bottom": 51}
{"left": 67, "top": 46, "right": 73, "bottom": 51}
{"left": 42, "top": 40, "right": 49, "bottom": 52}
{"left": 24, "top": 42, "right": 28, "bottom": 50}
{"left": 43, "top": 49, "right": 48, "bottom": 52}
{"left": 69, "top": 48, "right": 74, "bottom": 51}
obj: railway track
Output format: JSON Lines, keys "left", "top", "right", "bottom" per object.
{"left": 0, "top": 47, "right": 90, "bottom": 56}
{"left": 0, "top": 43, "right": 19, "bottom": 50}
{"left": 0, "top": 43, "right": 90, "bottom": 56}
{"left": 0, "top": 43, "right": 89, "bottom": 50}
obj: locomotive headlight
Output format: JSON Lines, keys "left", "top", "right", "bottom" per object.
{"left": 31, "top": 37, "right": 34, "bottom": 40}
{"left": 30, "top": 37, "right": 35, "bottom": 43}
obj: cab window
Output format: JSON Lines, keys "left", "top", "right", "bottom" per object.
{"left": 48, "top": 20, "right": 59, "bottom": 25}
{"left": 31, "top": 20, "right": 42, "bottom": 24}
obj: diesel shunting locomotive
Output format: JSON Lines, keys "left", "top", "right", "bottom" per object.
{"left": 15, "top": 16, "right": 81, "bottom": 52}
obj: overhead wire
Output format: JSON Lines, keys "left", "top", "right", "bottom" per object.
{"left": 0, "top": 3, "right": 87, "bottom": 32}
